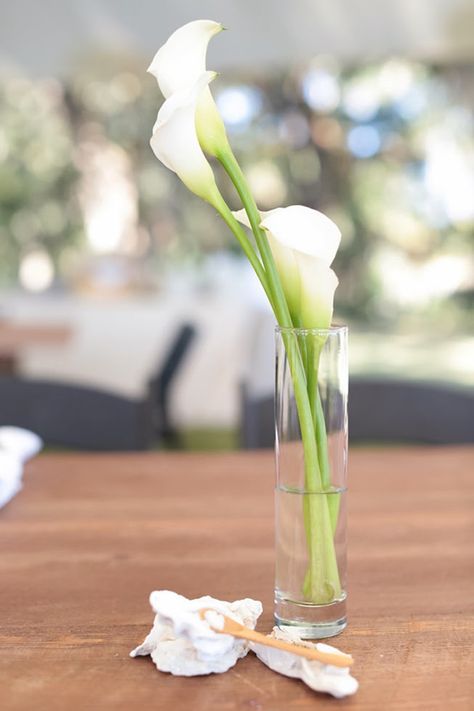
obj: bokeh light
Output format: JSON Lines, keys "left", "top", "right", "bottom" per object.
{"left": 216, "top": 85, "right": 263, "bottom": 129}
{"left": 19, "top": 250, "right": 55, "bottom": 292}
{"left": 246, "top": 161, "right": 288, "bottom": 208}
{"left": 302, "top": 66, "right": 340, "bottom": 113}
{"left": 347, "top": 125, "right": 382, "bottom": 158}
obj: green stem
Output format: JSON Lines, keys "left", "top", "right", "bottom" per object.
{"left": 217, "top": 147, "right": 340, "bottom": 603}
{"left": 216, "top": 148, "right": 291, "bottom": 326}
{"left": 306, "top": 336, "right": 340, "bottom": 534}
{"left": 306, "top": 338, "right": 331, "bottom": 488}
{"left": 211, "top": 190, "right": 273, "bottom": 307}
{"left": 315, "top": 390, "right": 340, "bottom": 533}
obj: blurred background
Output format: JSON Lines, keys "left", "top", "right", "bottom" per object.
{"left": 0, "top": 0, "right": 473, "bottom": 450}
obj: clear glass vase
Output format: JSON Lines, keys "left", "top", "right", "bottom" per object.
{"left": 274, "top": 325, "right": 348, "bottom": 639}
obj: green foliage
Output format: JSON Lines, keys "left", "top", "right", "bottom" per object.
{"left": 0, "top": 57, "right": 472, "bottom": 329}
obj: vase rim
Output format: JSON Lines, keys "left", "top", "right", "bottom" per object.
{"left": 275, "top": 324, "right": 348, "bottom": 336}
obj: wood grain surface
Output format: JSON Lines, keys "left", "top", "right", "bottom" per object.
{"left": 1, "top": 448, "right": 473, "bottom": 710}
{"left": 0, "top": 321, "right": 71, "bottom": 352}
{"left": 0, "top": 321, "right": 71, "bottom": 374}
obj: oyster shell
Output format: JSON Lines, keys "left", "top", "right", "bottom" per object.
{"left": 0, "top": 427, "right": 43, "bottom": 463}
{"left": 130, "top": 590, "right": 263, "bottom": 676}
{"left": 251, "top": 626, "right": 359, "bottom": 698}
{"left": 0, "top": 427, "right": 43, "bottom": 509}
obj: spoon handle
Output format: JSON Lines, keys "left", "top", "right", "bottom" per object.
{"left": 227, "top": 626, "right": 353, "bottom": 668}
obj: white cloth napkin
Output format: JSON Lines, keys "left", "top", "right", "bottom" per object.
{"left": 0, "top": 427, "right": 43, "bottom": 509}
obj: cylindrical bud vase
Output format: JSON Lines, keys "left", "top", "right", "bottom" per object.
{"left": 274, "top": 325, "right": 348, "bottom": 638}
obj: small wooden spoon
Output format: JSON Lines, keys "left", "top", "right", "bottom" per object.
{"left": 198, "top": 608, "right": 353, "bottom": 668}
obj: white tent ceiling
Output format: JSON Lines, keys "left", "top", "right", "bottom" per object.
{"left": 1, "top": 0, "right": 473, "bottom": 78}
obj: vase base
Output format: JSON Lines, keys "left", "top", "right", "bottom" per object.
{"left": 274, "top": 593, "right": 347, "bottom": 639}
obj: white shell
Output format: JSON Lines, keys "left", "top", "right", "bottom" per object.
{"left": 251, "top": 626, "right": 359, "bottom": 698}
{"left": 0, "top": 451, "right": 23, "bottom": 509}
{"left": 0, "top": 427, "right": 43, "bottom": 463}
{"left": 0, "top": 427, "right": 43, "bottom": 509}
{"left": 130, "top": 590, "right": 263, "bottom": 676}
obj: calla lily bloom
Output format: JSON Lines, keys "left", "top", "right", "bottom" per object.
{"left": 150, "top": 72, "right": 221, "bottom": 205}
{"left": 235, "top": 205, "right": 340, "bottom": 328}
{"left": 148, "top": 19, "right": 229, "bottom": 157}
{"left": 148, "top": 20, "right": 222, "bottom": 96}
{"left": 260, "top": 206, "right": 341, "bottom": 264}
{"left": 294, "top": 252, "right": 339, "bottom": 329}
{"left": 149, "top": 20, "right": 343, "bottom": 609}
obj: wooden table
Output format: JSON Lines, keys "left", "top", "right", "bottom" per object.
{"left": 0, "top": 321, "right": 72, "bottom": 374}
{"left": 1, "top": 448, "right": 473, "bottom": 710}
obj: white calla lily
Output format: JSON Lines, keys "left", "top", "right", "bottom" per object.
{"left": 295, "top": 253, "right": 339, "bottom": 329}
{"left": 260, "top": 206, "right": 341, "bottom": 264}
{"left": 148, "top": 19, "right": 229, "bottom": 157}
{"left": 150, "top": 72, "right": 221, "bottom": 205}
{"left": 148, "top": 20, "right": 222, "bottom": 96}
{"left": 148, "top": 20, "right": 345, "bottom": 609}
{"left": 234, "top": 205, "right": 341, "bottom": 328}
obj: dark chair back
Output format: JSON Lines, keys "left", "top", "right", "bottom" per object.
{"left": 240, "top": 378, "right": 474, "bottom": 448}
{"left": 349, "top": 378, "right": 474, "bottom": 444}
{"left": 240, "top": 383, "right": 275, "bottom": 449}
{"left": 148, "top": 323, "right": 196, "bottom": 447}
{"left": 0, "top": 377, "right": 153, "bottom": 450}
